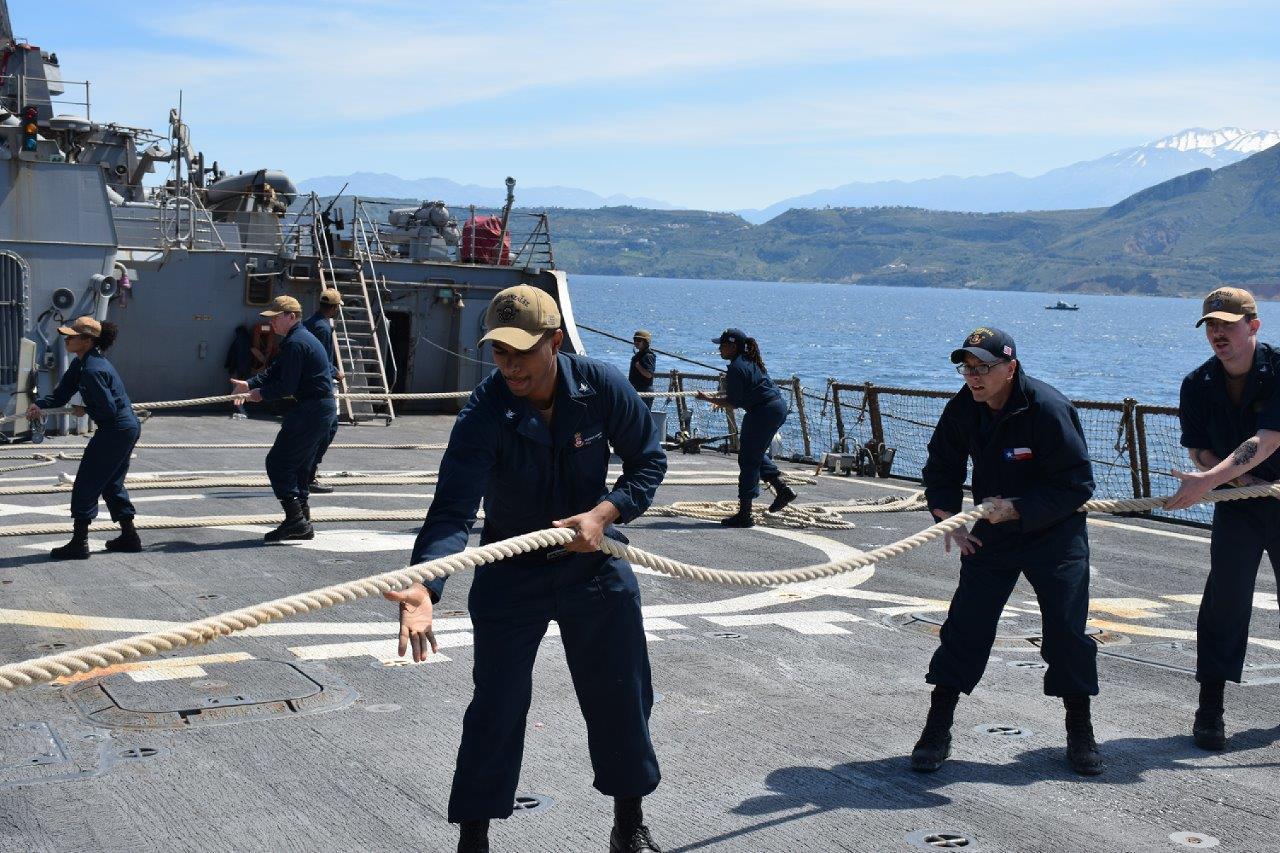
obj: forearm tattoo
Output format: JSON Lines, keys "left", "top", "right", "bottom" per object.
{"left": 1231, "top": 438, "right": 1260, "bottom": 467}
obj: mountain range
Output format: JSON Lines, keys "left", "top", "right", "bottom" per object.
{"left": 737, "top": 128, "right": 1280, "bottom": 222}
{"left": 300, "top": 128, "right": 1278, "bottom": 223}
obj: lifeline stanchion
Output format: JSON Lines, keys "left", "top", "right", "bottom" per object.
{"left": 2, "top": 482, "right": 1274, "bottom": 692}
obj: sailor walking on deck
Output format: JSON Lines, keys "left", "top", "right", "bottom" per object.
{"left": 302, "top": 288, "right": 345, "bottom": 494}
{"left": 914, "top": 328, "right": 1103, "bottom": 776}
{"left": 1165, "top": 287, "right": 1280, "bottom": 752}
{"left": 629, "top": 330, "right": 657, "bottom": 409}
{"left": 230, "top": 295, "right": 337, "bottom": 542}
{"left": 384, "top": 285, "right": 667, "bottom": 853}
{"left": 26, "top": 317, "right": 142, "bottom": 560}
{"left": 696, "top": 328, "right": 797, "bottom": 527}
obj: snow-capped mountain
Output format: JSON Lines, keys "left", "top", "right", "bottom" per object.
{"left": 741, "top": 127, "right": 1280, "bottom": 222}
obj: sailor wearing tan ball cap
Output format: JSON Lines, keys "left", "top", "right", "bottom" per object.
{"left": 302, "top": 288, "right": 345, "bottom": 495}
{"left": 384, "top": 285, "right": 668, "bottom": 853}
{"left": 1168, "top": 285, "right": 1280, "bottom": 752}
{"left": 230, "top": 295, "right": 337, "bottom": 542}
{"left": 26, "top": 316, "right": 143, "bottom": 560}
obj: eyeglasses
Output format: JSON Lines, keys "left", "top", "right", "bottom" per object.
{"left": 955, "top": 361, "right": 1007, "bottom": 377}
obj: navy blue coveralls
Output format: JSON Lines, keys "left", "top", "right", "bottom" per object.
{"left": 1179, "top": 342, "right": 1280, "bottom": 683}
{"left": 246, "top": 323, "right": 336, "bottom": 501}
{"left": 413, "top": 351, "right": 667, "bottom": 823}
{"left": 724, "top": 354, "right": 787, "bottom": 500}
{"left": 35, "top": 349, "right": 140, "bottom": 522}
{"left": 922, "top": 370, "right": 1098, "bottom": 696}
{"left": 302, "top": 311, "right": 340, "bottom": 479}
{"left": 629, "top": 348, "right": 656, "bottom": 410}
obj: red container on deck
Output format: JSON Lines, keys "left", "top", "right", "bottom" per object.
{"left": 460, "top": 216, "right": 512, "bottom": 265}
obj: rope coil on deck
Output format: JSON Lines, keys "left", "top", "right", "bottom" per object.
{"left": 1, "top": 483, "right": 1272, "bottom": 692}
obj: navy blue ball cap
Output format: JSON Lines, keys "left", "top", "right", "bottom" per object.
{"left": 950, "top": 327, "right": 1016, "bottom": 364}
{"left": 713, "top": 328, "right": 747, "bottom": 345}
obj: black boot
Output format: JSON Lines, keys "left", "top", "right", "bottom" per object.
{"left": 300, "top": 499, "right": 311, "bottom": 522}
{"left": 308, "top": 476, "right": 334, "bottom": 494}
{"left": 1193, "top": 681, "right": 1226, "bottom": 751}
{"left": 720, "top": 499, "right": 754, "bottom": 528}
{"left": 50, "top": 518, "right": 91, "bottom": 561}
{"left": 911, "top": 685, "right": 959, "bottom": 772}
{"left": 1064, "top": 695, "right": 1104, "bottom": 776}
{"left": 610, "top": 797, "right": 662, "bottom": 852}
{"left": 105, "top": 517, "right": 143, "bottom": 553}
{"left": 264, "top": 497, "right": 314, "bottom": 542}
{"left": 766, "top": 476, "right": 798, "bottom": 513}
{"left": 457, "top": 820, "right": 489, "bottom": 853}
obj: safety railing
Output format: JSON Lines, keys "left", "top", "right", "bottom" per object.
{"left": 648, "top": 371, "right": 1211, "bottom": 526}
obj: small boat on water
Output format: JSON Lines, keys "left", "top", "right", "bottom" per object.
{"left": 1046, "top": 300, "right": 1080, "bottom": 311}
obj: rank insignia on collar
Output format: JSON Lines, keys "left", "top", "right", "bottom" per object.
{"left": 579, "top": 382, "right": 589, "bottom": 392}
{"left": 505, "top": 409, "right": 516, "bottom": 419}
{"left": 574, "top": 432, "right": 584, "bottom": 447}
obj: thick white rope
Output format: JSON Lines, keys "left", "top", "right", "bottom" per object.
{"left": 1, "top": 483, "right": 1269, "bottom": 692}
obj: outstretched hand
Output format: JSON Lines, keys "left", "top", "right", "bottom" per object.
{"left": 1164, "top": 469, "right": 1215, "bottom": 511}
{"left": 383, "top": 584, "right": 437, "bottom": 662}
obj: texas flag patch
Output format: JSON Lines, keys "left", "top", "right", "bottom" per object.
{"left": 1003, "top": 447, "right": 1034, "bottom": 461}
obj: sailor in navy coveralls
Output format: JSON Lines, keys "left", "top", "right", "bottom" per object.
{"left": 912, "top": 327, "right": 1103, "bottom": 776}
{"left": 27, "top": 316, "right": 142, "bottom": 560}
{"left": 230, "top": 295, "right": 337, "bottom": 543}
{"left": 1165, "top": 287, "right": 1280, "bottom": 752}
{"left": 383, "top": 286, "right": 667, "bottom": 853}
{"left": 695, "top": 328, "right": 798, "bottom": 527}
{"left": 301, "top": 288, "right": 344, "bottom": 494}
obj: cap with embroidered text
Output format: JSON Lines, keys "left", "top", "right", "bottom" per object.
{"left": 950, "top": 327, "right": 1017, "bottom": 364}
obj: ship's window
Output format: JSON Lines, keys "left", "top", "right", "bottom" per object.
{"left": 0, "top": 253, "right": 30, "bottom": 388}
{"left": 245, "top": 273, "right": 273, "bottom": 306}
{"left": 288, "top": 264, "right": 313, "bottom": 280}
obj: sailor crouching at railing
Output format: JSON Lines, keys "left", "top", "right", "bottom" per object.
{"left": 230, "top": 295, "right": 338, "bottom": 542}
{"left": 912, "top": 327, "right": 1103, "bottom": 777}
{"left": 26, "top": 316, "right": 143, "bottom": 559}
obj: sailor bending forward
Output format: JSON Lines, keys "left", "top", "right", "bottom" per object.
{"left": 384, "top": 285, "right": 667, "bottom": 853}
{"left": 27, "top": 317, "right": 142, "bottom": 559}
{"left": 230, "top": 295, "right": 337, "bottom": 542}
{"left": 914, "top": 327, "right": 1103, "bottom": 776}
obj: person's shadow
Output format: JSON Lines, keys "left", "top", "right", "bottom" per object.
{"left": 666, "top": 728, "right": 1280, "bottom": 852}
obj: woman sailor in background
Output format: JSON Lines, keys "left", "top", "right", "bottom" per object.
{"left": 696, "top": 328, "right": 798, "bottom": 527}
{"left": 26, "top": 316, "right": 142, "bottom": 560}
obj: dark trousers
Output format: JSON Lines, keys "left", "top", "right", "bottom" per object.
{"left": 927, "top": 548, "right": 1098, "bottom": 697}
{"left": 447, "top": 554, "right": 660, "bottom": 822}
{"left": 1199, "top": 499, "right": 1280, "bottom": 683}
{"left": 309, "top": 398, "right": 340, "bottom": 480}
{"left": 265, "top": 398, "right": 337, "bottom": 501}
{"left": 70, "top": 424, "right": 140, "bottom": 521}
{"left": 736, "top": 398, "right": 787, "bottom": 500}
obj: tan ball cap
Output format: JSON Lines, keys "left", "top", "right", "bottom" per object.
{"left": 1196, "top": 287, "right": 1257, "bottom": 327}
{"left": 260, "top": 295, "right": 303, "bottom": 317}
{"left": 56, "top": 316, "right": 101, "bottom": 337}
{"left": 319, "top": 289, "right": 344, "bottom": 307}
{"left": 634, "top": 329, "right": 652, "bottom": 342}
{"left": 480, "top": 286, "right": 561, "bottom": 351}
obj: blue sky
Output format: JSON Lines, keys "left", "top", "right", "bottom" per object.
{"left": 11, "top": 0, "right": 1280, "bottom": 209}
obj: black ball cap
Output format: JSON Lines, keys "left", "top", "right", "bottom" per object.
{"left": 713, "top": 328, "right": 747, "bottom": 345}
{"left": 950, "top": 327, "right": 1016, "bottom": 364}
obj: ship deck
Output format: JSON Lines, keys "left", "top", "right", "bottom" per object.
{"left": 1, "top": 414, "right": 1277, "bottom": 852}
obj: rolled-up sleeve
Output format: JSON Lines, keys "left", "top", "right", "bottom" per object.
{"left": 1179, "top": 372, "right": 1211, "bottom": 449}
{"left": 411, "top": 388, "right": 499, "bottom": 602}
{"left": 603, "top": 366, "right": 667, "bottom": 521}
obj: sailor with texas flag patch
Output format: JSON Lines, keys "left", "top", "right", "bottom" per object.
{"left": 910, "top": 326, "right": 1103, "bottom": 777}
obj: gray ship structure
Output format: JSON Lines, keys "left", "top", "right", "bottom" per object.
{"left": 0, "top": 0, "right": 580, "bottom": 435}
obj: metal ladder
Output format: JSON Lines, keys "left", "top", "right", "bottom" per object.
{"left": 307, "top": 198, "right": 394, "bottom": 425}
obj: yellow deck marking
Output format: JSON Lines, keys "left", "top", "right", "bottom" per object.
{"left": 1089, "top": 598, "right": 1170, "bottom": 619}
{"left": 1089, "top": 618, "right": 1280, "bottom": 651}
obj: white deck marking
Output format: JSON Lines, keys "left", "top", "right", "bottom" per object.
{"left": 1089, "top": 598, "right": 1171, "bottom": 619}
{"left": 1089, "top": 617, "right": 1280, "bottom": 651}
{"left": 705, "top": 611, "right": 866, "bottom": 635}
